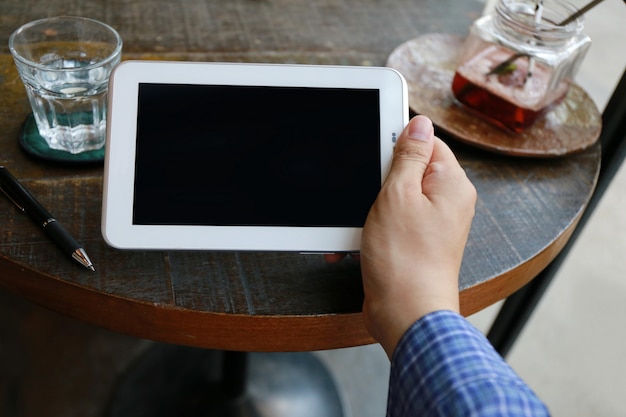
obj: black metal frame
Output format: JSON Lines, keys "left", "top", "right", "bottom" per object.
{"left": 487, "top": 69, "right": 626, "bottom": 357}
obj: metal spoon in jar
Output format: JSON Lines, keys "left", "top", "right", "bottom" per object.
{"left": 487, "top": 0, "right": 609, "bottom": 77}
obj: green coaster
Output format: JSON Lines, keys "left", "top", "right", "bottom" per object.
{"left": 18, "top": 114, "right": 105, "bottom": 164}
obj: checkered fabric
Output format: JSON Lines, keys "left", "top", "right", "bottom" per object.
{"left": 387, "top": 311, "right": 550, "bottom": 416}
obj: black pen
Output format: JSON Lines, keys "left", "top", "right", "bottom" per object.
{"left": 0, "top": 166, "right": 95, "bottom": 271}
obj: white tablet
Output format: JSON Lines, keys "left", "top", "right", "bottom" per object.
{"left": 102, "top": 61, "right": 408, "bottom": 251}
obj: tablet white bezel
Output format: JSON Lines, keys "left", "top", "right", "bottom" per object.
{"left": 102, "top": 61, "right": 408, "bottom": 251}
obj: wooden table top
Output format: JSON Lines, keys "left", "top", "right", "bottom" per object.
{"left": 0, "top": 0, "right": 600, "bottom": 352}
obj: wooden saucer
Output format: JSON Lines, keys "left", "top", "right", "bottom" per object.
{"left": 386, "top": 33, "right": 601, "bottom": 157}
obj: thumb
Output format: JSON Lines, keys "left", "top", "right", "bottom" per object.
{"left": 385, "top": 115, "right": 435, "bottom": 187}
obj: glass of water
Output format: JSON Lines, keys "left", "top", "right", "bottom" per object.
{"left": 9, "top": 16, "right": 122, "bottom": 154}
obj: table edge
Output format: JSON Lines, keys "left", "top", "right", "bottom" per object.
{"left": 0, "top": 210, "right": 581, "bottom": 351}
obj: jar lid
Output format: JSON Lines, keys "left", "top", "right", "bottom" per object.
{"left": 496, "top": 0, "right": 585, "bottom": 43}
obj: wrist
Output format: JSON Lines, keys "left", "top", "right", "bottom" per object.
{"left": 363, "top": 295, "right": 459, "bottom": 359}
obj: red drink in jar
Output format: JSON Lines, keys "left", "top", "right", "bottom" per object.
{"left": 452, "top": 45, "right": 569, "bottom": 133}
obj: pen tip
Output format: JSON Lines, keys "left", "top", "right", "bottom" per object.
{"left": 73, "top": 248, "right": 95, "bottom": 272}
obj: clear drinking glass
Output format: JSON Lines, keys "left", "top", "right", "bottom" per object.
{"left": 9, "top": 16, "right": 122, "bottom": 154}
{"left": 451, "top": 0, "right": 590, "bottom": 133}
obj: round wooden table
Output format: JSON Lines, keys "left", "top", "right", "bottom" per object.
{"left": 0, "top": 59, "right": 600, "bottom": 351}
{"left": 0, "top": 0, "right": 601, "bottom": 414}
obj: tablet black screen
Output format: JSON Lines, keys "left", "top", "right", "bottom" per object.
{"left": 132, "top": 83, "right": 381, "bottom": 227}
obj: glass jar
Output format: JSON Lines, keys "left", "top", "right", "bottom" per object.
{"left": 451, "top": 0, "right": 591, "bottom": 133}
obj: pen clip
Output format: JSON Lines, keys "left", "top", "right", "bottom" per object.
{"left": 0, "top": 185, "right": 25, "bottom": 211}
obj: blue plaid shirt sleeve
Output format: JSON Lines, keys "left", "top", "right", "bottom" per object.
{"left": 387, "top": 310, "right": 550, "bottom": 417}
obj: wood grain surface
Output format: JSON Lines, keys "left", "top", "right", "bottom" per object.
{"left": 0, "top": 0, "right": 600, "bottom": 351}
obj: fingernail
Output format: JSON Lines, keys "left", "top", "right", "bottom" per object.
{"left": 408, "top": 116, "right": 433, "bottom": 142}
